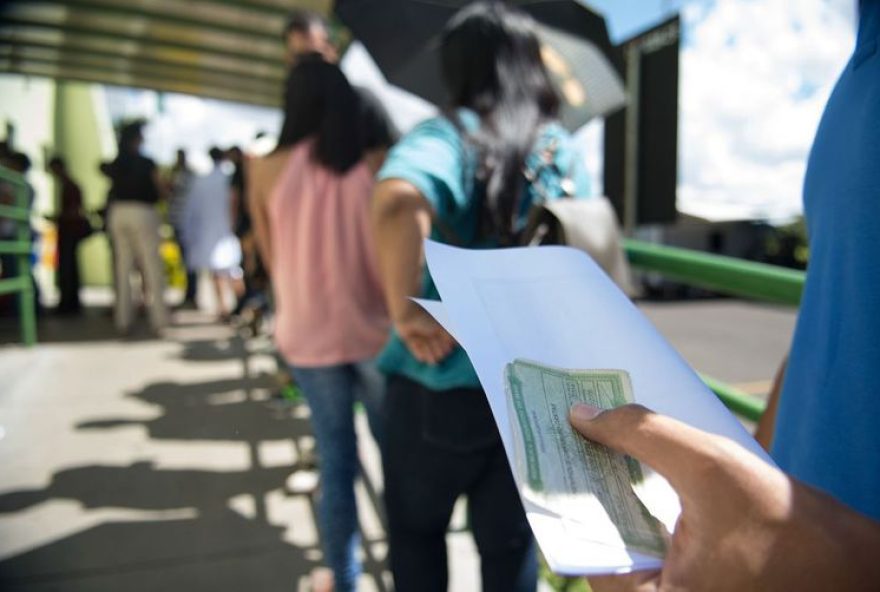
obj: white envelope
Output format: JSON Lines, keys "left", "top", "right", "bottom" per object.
{"left": 416, "top": 240, "right": 774, "bottom": 575}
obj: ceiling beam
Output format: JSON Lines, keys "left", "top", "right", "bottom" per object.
{"left": 184, "top": 0, "right": 332, "bottom": 19}
{"left": 0, "top": 25, "right": 285, "bottom": 80}
{"left": 23, "top": 0, "right": 287, "bottom": 46}
{"left": 0, "top": 56, "right": 281, "bottom": 108}
{"left": 1, "top": 14, "right": 285, "bottom": 67}
{"left": 0, "top": 38, "right": 285, "bottom": 86}
{"left": 0, "top": 46, "right": 283, "bottom": 98}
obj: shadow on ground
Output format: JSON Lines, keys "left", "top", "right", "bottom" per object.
{"left": 0, "top": 326, "right": 390, "bottom": 591}
{"left": 0, "top": 477, "right": 317, "bottom": 591}
{"left": 0, "top": 307, "right": 164, "bottom": 345}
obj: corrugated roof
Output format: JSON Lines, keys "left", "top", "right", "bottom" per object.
{"left": 0, "top": 0, "right": 332, "bottom": 106}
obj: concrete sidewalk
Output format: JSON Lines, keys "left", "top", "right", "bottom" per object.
{"left": 0, "top": 310, "right": 488, "bottom": 591}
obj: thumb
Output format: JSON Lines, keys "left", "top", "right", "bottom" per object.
{"left": 569, "top": 403, "right": 718, "bottom": 493}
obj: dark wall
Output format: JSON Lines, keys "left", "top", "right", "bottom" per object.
{"left": 604, "top": 16, "right": 680, "bottom": 226}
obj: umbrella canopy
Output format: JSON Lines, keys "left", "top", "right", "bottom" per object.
{"left": 335, "top": 0, "right": 626, "bottom": 129}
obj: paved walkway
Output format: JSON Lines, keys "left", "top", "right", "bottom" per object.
{"left": 0, "top": 309, "right": 488, "bottom": 591}
{"left": 0, "top": 298, "right": 796, "bottom": 591}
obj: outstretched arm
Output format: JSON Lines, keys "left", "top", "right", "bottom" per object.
{"left": 371, "top": 178, "right": 455, "bottom": 365}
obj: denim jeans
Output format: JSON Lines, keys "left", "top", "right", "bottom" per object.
{"left": 289, "top": 360, "right": 385, "bottom": 592}
{"left": 383, "top": 374, "right": 537, "bottom": 592}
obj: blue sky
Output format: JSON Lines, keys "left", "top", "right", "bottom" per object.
{"left": 582, "top": 0, "right": 857, "bottom": 220}
{"left": 587, "top": 0, "right": 684, "bottom": 42}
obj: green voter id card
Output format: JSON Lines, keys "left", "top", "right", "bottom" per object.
{"left": 504, "top": 359, "right": 668, "bottom": 557}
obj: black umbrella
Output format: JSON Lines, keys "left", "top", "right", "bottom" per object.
{"left": 335, "top": 0, "right": 626, "bottom": 129}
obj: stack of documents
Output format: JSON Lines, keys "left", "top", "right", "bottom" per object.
{"left": 417, "top": 240, "right": 773, "bottom": 575}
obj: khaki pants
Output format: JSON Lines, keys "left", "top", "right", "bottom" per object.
{"left": 108, "top": 202, "right": 168, "bottom": 331}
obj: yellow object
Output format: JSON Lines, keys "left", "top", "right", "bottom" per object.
{"left": 160, "top": 236, "right": 187, "bottom": 289}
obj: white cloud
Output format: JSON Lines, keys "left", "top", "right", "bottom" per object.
{"left": 677, "top": 0, "right": 855, "bottom": 221}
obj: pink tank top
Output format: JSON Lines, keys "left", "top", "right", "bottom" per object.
{"left": 267, "top": 142, "right": 389, "bottom": 367}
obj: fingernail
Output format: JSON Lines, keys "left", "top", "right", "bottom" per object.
{"left": 571, "top": 403, "right": 602, "bottom": 421}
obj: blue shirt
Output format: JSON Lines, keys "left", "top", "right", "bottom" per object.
{"left": 376, "top": 111, "right": 591, "bottom": 390}
{"left": 772, "top": 0, "right": 880, "bottom": 521}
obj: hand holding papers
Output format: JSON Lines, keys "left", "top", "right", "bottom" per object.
{"left": 417, "top": 240, "right": 774, "bottom": 575}
{"left": 505, "top": 361, "right": 667, "bottom": 557}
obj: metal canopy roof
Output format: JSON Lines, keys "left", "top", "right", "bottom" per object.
{"left": 0, "top": 0, "right": 332, "bottom": 107}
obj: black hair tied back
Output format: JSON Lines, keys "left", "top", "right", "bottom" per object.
{"left": 441, "top": 1, "right": 560, "bottom": 244}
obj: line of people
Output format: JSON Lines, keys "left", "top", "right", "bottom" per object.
{"left": 248, "top": 6, "right": 555, "bottom": 591}
{"left": 1, "top": 128, "right": 262, "bottom": 333}
{"left": 0, "top": 146, "right": 89, "bottom": 318}
{"left": 250, "top": 3, "right": 880, "bottom": 592}
{"left": 103, "top": 128, "right": 262, "bottom": 335}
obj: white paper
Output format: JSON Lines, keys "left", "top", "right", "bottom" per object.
{"left": 418, "top": 240, "right": 774, "bottom": 575}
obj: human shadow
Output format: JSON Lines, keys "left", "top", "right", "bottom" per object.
{"left": 77, "top": 377, "right": 311, "bottom": 443}
{"left": 0, "top": 461, "right": 291, "bottom": 516}
{"left": 0, "top": 307, "right": 125, "bottom": 345}
{"left": 0, "top": 507, "right": 318, "bottom": 591}
{"left": 176, "top": 337, "right": 250, "bottom": 363}
{"left": 1, "top": 321, "right": 391, "bottom": 591}
{"left": 0, "top": 369, "right": 321, "bottom": 591}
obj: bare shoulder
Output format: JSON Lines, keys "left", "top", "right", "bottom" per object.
{"left": 247, "top": 149, "right": 291, "bottom": 201}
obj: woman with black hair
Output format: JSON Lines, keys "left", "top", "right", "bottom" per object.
{"left": 371, "top": 3, "right": 591, "bottom": 591}
{"left": 248, "top": 57, "right": 389, "bottom": 592}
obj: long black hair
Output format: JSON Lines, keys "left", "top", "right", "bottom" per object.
{"left": 441, "top": 1, "right": 560, "bottom": 244}
{"left": 275, "top": 55, "right": 363, "bottom": 173}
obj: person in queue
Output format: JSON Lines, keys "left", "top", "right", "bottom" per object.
{"left": 282, "top": 9, "right": 398, "bottom": 163}
{"left": 180, "top": 147, "right": 242, "bottom": 321}
{"left": 248, "top": 57, "right": 389, "bottom": 592}
{"left": 47, "top": 156, "right": 89, "bottom": 315}
{"left": 166, "top": 148, "right": 197, "bottom": 307}
{"left": 576, "top": 1, "right": 880, "bottom": 590}
{"left": 282, "top": 8, "right": 338, "bottom": 65}
{"left": 105, "top": 120, "right": 168, "bottom": 336}
{"left": 370, "top": 3, "right": 590, "bottom": 591}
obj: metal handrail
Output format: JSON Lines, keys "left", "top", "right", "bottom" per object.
{"left": 0, "top": 165, "right": 36, "bottom": 346}
{"left": 625, "top": 239, "right": 805, "bottom": 306}
{"left": 625, "top": 239, "right": 806, "bottom": 421}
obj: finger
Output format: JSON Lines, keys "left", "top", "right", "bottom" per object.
{"left": 427, "top": 340, "right": 446, "bottom": 364}
{"left": 405, "top": 336, "right": 435, "bottom": 365}
{"left": 569, "top": 403, "right": 723, "bottom": 493}
{"left": 426, "top": 331, "right": 455, "bottom": 363}
{"left": 427, "top": 327, "right": 455, "bottom": 360}
{"left": 418, "top": 343, "right": 438, "bottom": 365}
{"left": 437, "top": 329, "right": 456, "bottom": 355}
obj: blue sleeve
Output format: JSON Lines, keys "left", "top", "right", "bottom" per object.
{"left": 377, "top": 117, "right": 470, "bottom": 218}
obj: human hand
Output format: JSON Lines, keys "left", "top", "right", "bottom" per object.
{"left": 568, "top": 403, "right": 880, "bottom": 592}
{"left": 394, "top": 301, "right": 455, "bottom": 365}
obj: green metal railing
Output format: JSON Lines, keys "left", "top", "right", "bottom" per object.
{"left": 0, "top": 165, "right": 37, "bottom": 346}
{"left": 624, "top": 239, "right": 806, "bottom": 421}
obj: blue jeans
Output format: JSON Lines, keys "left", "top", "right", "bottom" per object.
{"left": 289, "top": 360, "right": 385, "bottom": 592}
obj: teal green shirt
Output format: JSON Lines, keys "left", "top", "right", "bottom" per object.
{"left": 376, "top": 111, "right": 591, "bottom": 390}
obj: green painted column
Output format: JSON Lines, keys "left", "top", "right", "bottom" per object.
{"left": 53, "top": 81, "right": 114, "bottom": 287}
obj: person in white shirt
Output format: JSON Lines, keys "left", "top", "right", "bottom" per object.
{"left": 180, "top": 147, "right": 242, "bottom": 320}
